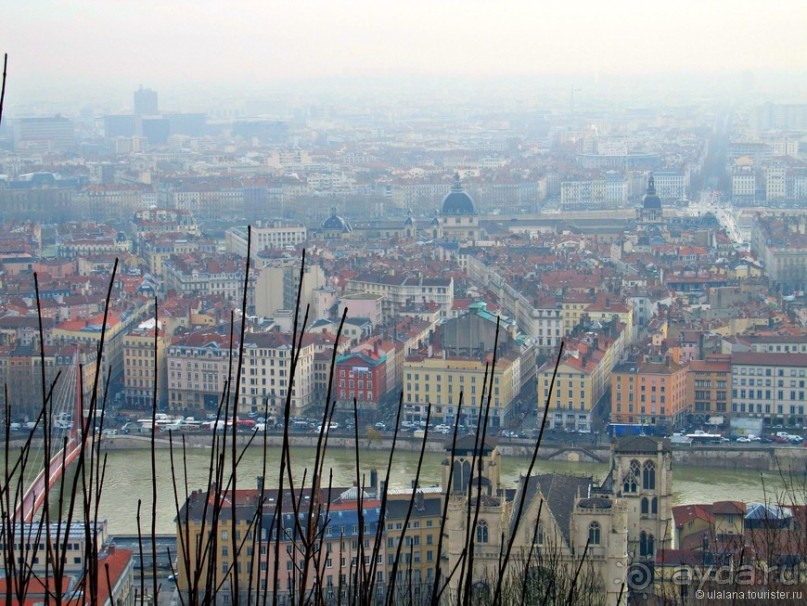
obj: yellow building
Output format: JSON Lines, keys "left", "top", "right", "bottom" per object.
{"left": 384, "top": 488, "right": 444, "bottom": 600}
{"left": 175, "top": 488, "right": 261, "bottom": 604}
{"left": 560, "top": 293, "right": 593, "bottom": 336}
{"left": 538, "top": 354, "right": 599, "bottom": 432}
{"left": 537, "top": 326, "right": 625, "bottom": 432}
{"left": 403, "top": 353, "right": 519, "bottom": 430}
{"left": 123, "top": 322, "right": 170, "bottom": 409}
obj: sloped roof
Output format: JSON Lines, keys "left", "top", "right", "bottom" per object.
{"left": 511, "top": 473, "right": 592, "bottom": 547}
{"left": 614, "top": 435, "right": 669, "bottom": 454}
{"left": 745, "top": 502, "right": 792, "bottom": 521}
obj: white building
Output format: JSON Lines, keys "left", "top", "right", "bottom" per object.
{"left": 651, "top": 171, "right": 687, "bottom": 203}
{"left": 731, "top": 352, "right": 807, "bottom": 426}
{"left": 731, "top": 165, "right": 756, "bottom": 203}
{"left": 226, "top": 221, "right": 307, "bottom": 258}
{"left": 239, "top": 332, "right": 316, "bottom": 417}
{"left": 765, "top": 166, "right": 787, "bottom": 201}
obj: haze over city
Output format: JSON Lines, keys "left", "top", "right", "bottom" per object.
{"left": 5, "top": 0, "right": 807, "bottom": 109}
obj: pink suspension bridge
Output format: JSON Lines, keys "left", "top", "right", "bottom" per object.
{"left": 13, "top": 354, "right": 91, "bottom": 523}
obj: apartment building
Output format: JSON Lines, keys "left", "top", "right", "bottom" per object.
{"left": 403, "top": 353, "right": 520, "bottom": 429}
{"left": 731, "top": 164, "right": 756, "bottom": 205}
{"left": 163, "top": 253, "right": 252, "bottom": 304}
{"left": 239, "top": 332, "right": 316, "bottom": 417}
{"left": 254, "top": 259, "right": 326, "bottom": 319}
{"left": 583, "top": 297, "right": 634, "bottom": 344}
{"left": 402, "top": 305, "right": 534, "bottom": 428}
{"left": 651, "top": 170, "right": 687, "bottom": 203}
{"left": 730, "top": 351, "right": 807, "bottom": 427}
{"left": 333, "top": 350, "right": 388, "bottom": 418}
{"left": 750, "top": 214, "right": 807, "bottom": 290}
{"left": 166, "top": 331, "right": 235, "bottom": 413}
{"left": 611, "top": 358, "right": 688, "bottom": 431}
{"left": 226, "top": 221, "right": 307, "bottom": 258}
{"left": 560, "top": 174, "right": 627, "bottom": 210}
{"left": 52, "top": 302, "right": 151, "bottom": 389}
{"left": 56, "top": 223, "right": 130, "bottom": 258}
{"left": 344, "top": 274, "right": 453, "bottom": 321}
{"left": 123, "top": 322, "right": 170, "bottom": 409}
{"left": 131, "top": 207, "right": 199, "bottom": 239}
{"left": 3, "top": 344, "right": 97, "bottom": 419}
{"left": 384, "top": 489, "right": 443, "bottom": 600}
{"left": 176, "top": 486, "right": 385, "bottom": 606}
{"left": 686, "top": 355, "right": 732, "bottom": 423}
{"left": 539, "top": 342, "right": 609, "bottom": 433}
{"left": 138, "top": 232, "right": 217, "bottom": 276}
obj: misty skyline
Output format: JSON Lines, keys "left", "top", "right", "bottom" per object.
{"left": 5, "top": 0, "right": 807, "bottom": 108}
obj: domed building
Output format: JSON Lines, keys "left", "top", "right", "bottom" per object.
{"left": 320, "top": 207, "right": 352, "bottom": 240}
{"left": 440, "top": 174, "right": 481, "bottom": 242}
{"left": 634, "top": 174, "right": 668, "bottom": 248}
{"left": 637, "top": 174, "right": 663, "bottom": 225}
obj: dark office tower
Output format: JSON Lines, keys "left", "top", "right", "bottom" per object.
{"left": 141, "top": 117, "right": 170, "bottom": 145}
{"left": 104, "top": 114, "right": 139, "bottom": 138}
{"left": 166, "top": 113, "right": 207, "bottom": 137}
{"left": 133, "top": 86, "right": 158, "bottom": 115}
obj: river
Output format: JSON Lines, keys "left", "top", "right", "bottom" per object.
{"left": 82, "top": 446, "right": 806, "bottom": 535}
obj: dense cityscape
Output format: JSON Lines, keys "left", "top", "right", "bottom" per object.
{"left": 3, "top": 3, "right": 807, "bottom": 604}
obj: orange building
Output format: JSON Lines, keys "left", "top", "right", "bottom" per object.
{"left": 611, "top": 358, "right": 688, "bottom": 431}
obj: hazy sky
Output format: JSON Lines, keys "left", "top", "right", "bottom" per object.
{"left": 4, "top": 0, "right": 807, "bottom": 104}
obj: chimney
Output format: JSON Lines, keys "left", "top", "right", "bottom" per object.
{"left": 415, "top": 491, "right": 425, "bottom": 512}
{"left": 257, "top": 475, "right": 265, "bottom": 493}
{"left": 370, "top": 468, "right": 378, "bottom": 491}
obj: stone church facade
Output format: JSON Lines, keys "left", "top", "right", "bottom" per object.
{"left": 442, "top": 435, "right": 673, "bottom": 605}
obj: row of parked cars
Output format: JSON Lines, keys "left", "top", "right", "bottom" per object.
{"left": 729, "top": 431, "right": 803, "bottom": 444}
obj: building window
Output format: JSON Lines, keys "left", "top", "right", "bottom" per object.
{"left": 476, "top": 521, "right": 489, "bottom": 544}
{"left": 624, "top": 460, "right": 640, "bottom": 493}
{"left": 640, "top": 532, "right": 655, "bottom": 557}
{"left": 588, "top": 522, "right": 601, "bottom": 546}
{"left": 642, "top": 461, "right": 656, "bottom": 490}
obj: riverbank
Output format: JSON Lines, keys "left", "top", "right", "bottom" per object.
{"left": 82, "top": 433, "right": 807, "bottom": 473}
